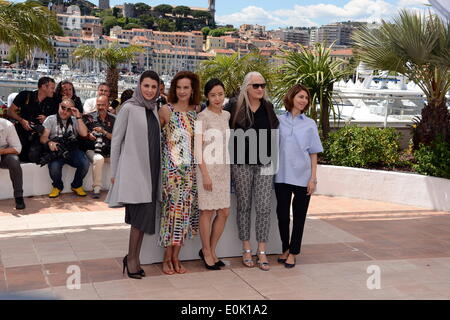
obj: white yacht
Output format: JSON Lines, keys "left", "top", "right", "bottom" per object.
{"left": 331, "top": 63, "right": 447, "bottom": 126}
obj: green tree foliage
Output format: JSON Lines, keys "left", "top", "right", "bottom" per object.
{"left": 274, "top": 43, "right": 349, "bottom": 139}
{"left": 112, "top": 6, "right": 121, "bottom": 18}
{"left": 102, "top": 16, "right": 118, "bottom": 34}
{"left": 197, "top": 50, "right": 276, "bottom": 98}
{"left": 352, "top": 10, "right": 450, "bottom": 149}
{"left": 134, "top": 2, "right": 151, "bottom": 16}
{"left": 208, "top": 27, "right": 236, "bottom": 37}
{"left": 124, "top": 23, "right": 143, "bottom": 30}
{"left": 117, "top": 17, "right": 141, "bottom": 28}
{"left": 139, "top": 14, "right": 155, "bottom": 29}
{"left": 192, "top": 10, "right": 212, "bottom": 21}
{"left": 201, "top": 26, "right": 211, "bottom": 38}
{"left": 156, "top": 18, "right": 175, "bottom": 32}
{"left": 6, "top": 46, "right": 27, "bottom": 64}
{"left": 73, "top": 43, "right": 144, "bottom": 99}
{"left": 154, "top": 4, "right": 173, "bottom": 16}
{"left": 0, "top": 0, "right": 62, "bottom": 58}
{"left": 172, "top": 5, "right": 191, "bottom": 17}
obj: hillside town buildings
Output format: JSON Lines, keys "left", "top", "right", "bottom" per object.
{"left": 1, "top": 4, "right": 358, "bottom": 76}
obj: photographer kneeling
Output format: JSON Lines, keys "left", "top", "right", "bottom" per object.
{"left": 40, "top": 99, "right": 90, "bottom": 198}
{"left": 81, "top": 95, "right": 115, "bottom": 198}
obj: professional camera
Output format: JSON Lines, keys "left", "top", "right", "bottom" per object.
{"left": 156, "top": 95, "right": 166, "bottom": 109}
{"left": 37, "top": 132, "right": 79, "bottom": 166}
{"left": 92, "top": 130, "right": 105, "bottom": 154}
{"left": 28, "top": 122, "right": 45, "bottom": 141}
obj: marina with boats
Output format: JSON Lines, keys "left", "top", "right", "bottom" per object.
{"left": 0, "top": 63, "right": 448, "bottom": 130}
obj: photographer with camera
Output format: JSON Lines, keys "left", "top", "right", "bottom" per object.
{"left": 40, "top": 99, "right": 90, "bottom": 198}
{"left": 7, "top": 77, "right": 57, "bottom": 163}
{"left": 83, "top": 83, "right": 111, "bottom": 114}
{"left": 81, "top": 95, "right": 115, "bottom": 198}
{"left": 0, "top": 118, "right": 25, "bottom": 209}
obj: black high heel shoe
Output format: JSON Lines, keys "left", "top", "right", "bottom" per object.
{"left": 215, "top": 260, "right": 225, "bottom": 268}
{"left": 277, "top": 258, "right": 287, "bottom": 264}
{"left": 123, "top": 255, "right": 142, "bottom": 279}
{"left": 199, "top": 249, "right": 220, "bottom": 270}
{"left": 284, "top": 255, "right": 296, "bottom": 269}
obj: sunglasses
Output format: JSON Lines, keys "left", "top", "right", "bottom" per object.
{"left": 250, "top": 83, "right": 266, "bottom": 89}
{"left": 60, "top": 106, "right": 73, "bottom": 112}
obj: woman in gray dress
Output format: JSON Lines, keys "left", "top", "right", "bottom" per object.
{"left": 106, "top": 70, "right": 161, "bottom": 279}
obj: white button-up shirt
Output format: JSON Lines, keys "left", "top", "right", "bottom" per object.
{"left": 275, "top": 112, "right": 323, "bottom": 187}
{"left": 0, "top": 118, "right": 22, "bottom": 154}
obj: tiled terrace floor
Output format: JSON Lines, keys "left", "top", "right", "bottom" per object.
{"left": 0, "top": 192, "right": 449, "bottom": 300}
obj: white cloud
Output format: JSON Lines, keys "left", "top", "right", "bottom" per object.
{"left": 216, "top": 0, "right": 431, "bottom": 29}
{"left": 216, "top": 6, "right": 318, "bottom": 28}
{"left": 397, "top": 0, "right": 429, "bottom": 7}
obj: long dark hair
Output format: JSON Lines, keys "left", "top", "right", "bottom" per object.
{"left": 204, "top": 78, "right": 225, "bottom": 106}
{"left": 55, "top": 80, "right": 78, "bottom": 101}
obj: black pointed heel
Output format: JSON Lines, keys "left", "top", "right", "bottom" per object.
{"left": 215, "top": 260, "right": 225, "bottom": 267}
{"left": 199, "top": 249, "right": 220, "bottom": 270}
{"left": 123, "top": 255, "right": 142, "bottom": 279}
{"left": 284, "top": 256, "right": 296, "bottom": 269}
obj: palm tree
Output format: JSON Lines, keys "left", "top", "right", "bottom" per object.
{"left": 352, "top": 10, "right": 450, "bottom": 149}
{"left": 0, "top": 0, "right": 61, "bottom": 58}
{"left": 274, "top": 43, "right": 349, "bottom": 139}
{"left": 73, "top": 43, "right": 144, "bottom": 99}
{"left": 197, "top": 50, "right": 276, "bottom": 98}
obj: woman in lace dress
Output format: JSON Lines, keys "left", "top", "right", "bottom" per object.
{"left": 194, "top": 78, "right": 230, "bottom": 270}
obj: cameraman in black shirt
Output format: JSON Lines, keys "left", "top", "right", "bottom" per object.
{"left": 7, "top": 77, "right": 57, "bottom": 163}
{"left": 81, "top": 95, "right": 115, "bottom": 198}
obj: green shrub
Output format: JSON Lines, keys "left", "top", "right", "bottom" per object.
{"left": 324, "top": 126, "right": 401, "bottom": 168}
{"left": 412, "top": 138, "right": 450, "bottom": 179}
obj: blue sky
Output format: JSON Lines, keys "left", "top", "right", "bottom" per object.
{"left": 105, "top": 0, "right": 431, "bottom": 28}
{"left": 13, "top": 0, "right": 433, "bottom": 29}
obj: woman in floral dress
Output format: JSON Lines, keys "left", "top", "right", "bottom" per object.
{"left": 158, "top": 71, "right": 201, "bottom": 274}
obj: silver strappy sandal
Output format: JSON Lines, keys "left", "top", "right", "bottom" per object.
{"left": 256, "top": 251, "right": 270, "bottom": 271}
{"left": 242, "top": 249, "right": 254, "bottom": 268}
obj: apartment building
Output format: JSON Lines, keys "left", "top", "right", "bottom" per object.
{"left": 56, "top": 14, "right": 102, "bottom": 37}
{"left": 152, "top": 31, "right": 204, "bottom": 51}
{"left": 209, "top": 48, "right": 236, "bottom": 56}
{"left": 150, "top": 48, "right": 213, "bottom": 76}
{"left": 239, "top": 24, "right": 267, "bottom": 38}
{"left": 272, "top": 28, "right": 310, "bottom": 46}
{"left": 330, "top": 48, "right": 353, "bottom": 70}
{"left": 204, "top": 36, "right": 226, "bottom": 51}
{"left": 309, "top": 23, "right": 354, "bottom": 46}
{"left": 110, "top": 27, "right": 204, "bottom": 51}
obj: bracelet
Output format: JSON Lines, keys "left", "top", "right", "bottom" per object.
{"left": 76, "top": 117, "right": 82, "bottom": 120}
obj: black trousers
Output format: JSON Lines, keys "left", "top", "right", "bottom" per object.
{"left": 274, "top": 183, "right": 311, "bottom": 255}
{"left": 0, "top": 154, "right": 23, "bottom": 198}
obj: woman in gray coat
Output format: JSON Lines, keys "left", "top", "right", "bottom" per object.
{"left": 106, "top": 70, "right": 162, "bottom": 279}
